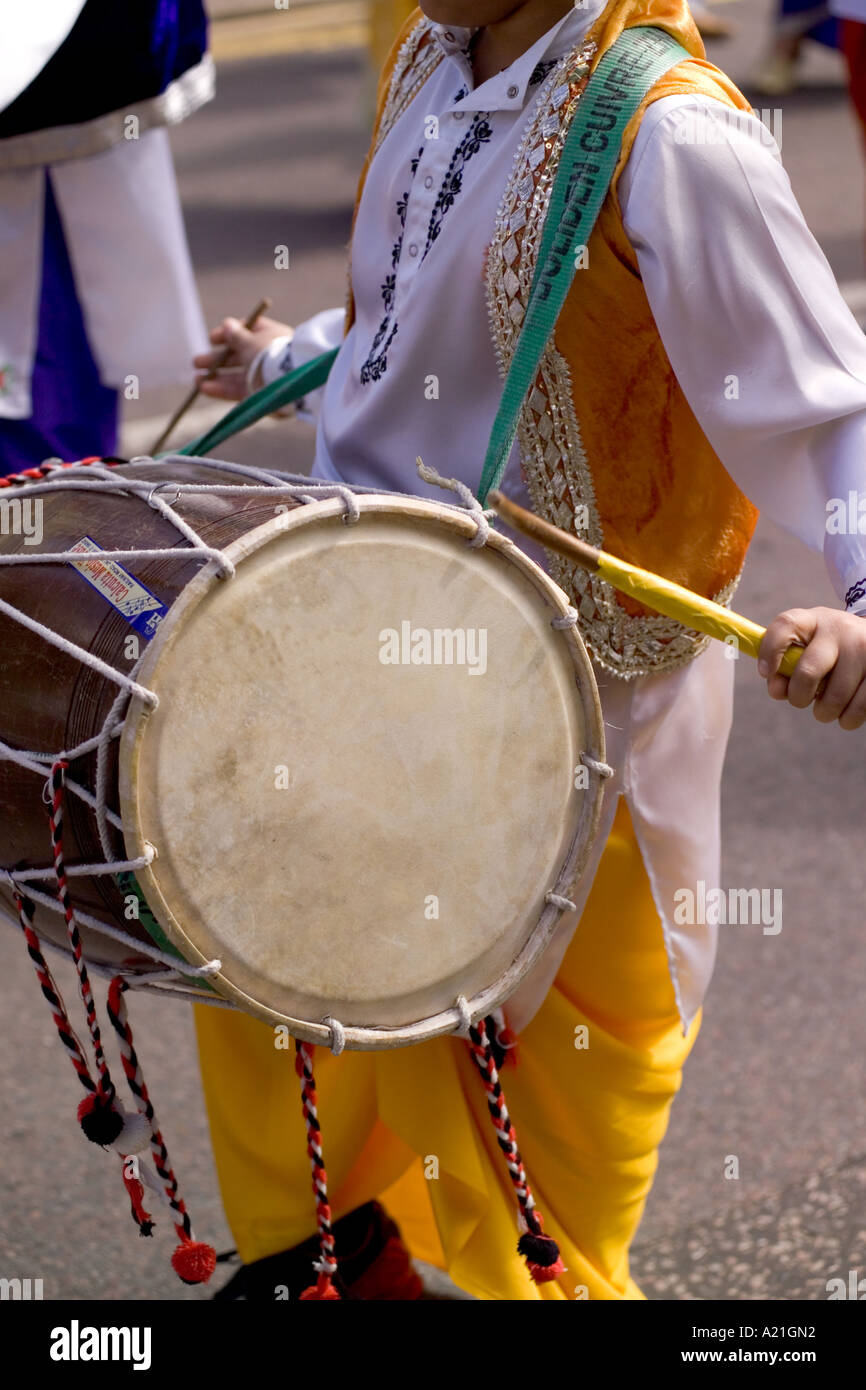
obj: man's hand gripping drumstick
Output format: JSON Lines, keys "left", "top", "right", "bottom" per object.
{"left": 151, "top": 298, "right": 295, "bottom": 453}
{"left": 488, "top": 490, "right": 866, "bottom": 731}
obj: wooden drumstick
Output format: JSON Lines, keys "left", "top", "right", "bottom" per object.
{"left": 487, "top": 489, "right": 804, "bottom": 678}
{"left": 149, "top": 297, "right": 271, "bottom": 456}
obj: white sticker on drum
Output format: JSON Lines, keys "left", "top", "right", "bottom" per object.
{"left": 68, "top": 536, "right": 167, "bottom": 640}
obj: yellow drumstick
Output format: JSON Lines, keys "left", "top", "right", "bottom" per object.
{"left": 487, "top": 490, "right": 804, "bottom": 678}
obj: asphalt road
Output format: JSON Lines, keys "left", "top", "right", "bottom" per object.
{"left": 2, "top": 1, "right": 866, "bottom": 1303}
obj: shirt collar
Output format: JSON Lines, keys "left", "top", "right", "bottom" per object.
{"left": 430, "top": 2, "right": 606, "bottom": 113}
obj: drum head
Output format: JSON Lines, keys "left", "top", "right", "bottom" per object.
{"left": 119, "top": 494, "right": 604, "bottom": 1046}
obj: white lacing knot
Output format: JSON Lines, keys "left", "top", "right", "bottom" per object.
{"left": 337, "top": 488, "right": 361, "bottom": 525}
{"left": 580, "top": 751, "right": 614, "bottom": 779}
{"left": 415, "top": 458, "right": 490, "bottom": 548}
{"left": 545, "top": 892, "right": 577, "bottom": 913}
{"left": 298, "top": 485, "right": 361, "bottom": 525}
{"left": 551, "top": 607, "right": 579, "bottom": 630}
{"left": 454, "top": 994, "right": 473, "bottom": 1037}
{"left": 322, "top": 1015, "right": 346, "bottom": 1056}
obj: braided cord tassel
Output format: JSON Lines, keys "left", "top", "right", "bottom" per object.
{"left": 294, "top": 1040, "right": 340, "bottom": 1300}
{"left": 14, "top": 891, "right": 96, "bottom": 1097}
{"left": 48, "top": 760, "right": 125, "bottom": 1145}
{"left": 106, "top": 976, "right": 216, "bottom": 1284}
{"left": 467, "top": 1017, "right": 565, "bottom": 1285}
{"left": 15, "top": 892, "right": 153, "bottom": 1235}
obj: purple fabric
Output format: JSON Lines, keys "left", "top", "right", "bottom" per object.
{"left": 0, "top": 173, "right": 118, "bottom": 475}
{"left": 779, "top": 0, "right": 840, "bottom": 47}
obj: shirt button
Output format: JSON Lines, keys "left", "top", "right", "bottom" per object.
{"left": 443, "top": 30, "right": 455, "bottom": 41}
{"left": 408, "top": 243, "right": 419, "bottom": 257}
{"left": 453, "top": 110, "right": 464, "bottom": 119}
{"left": 424, "top": 175, "right": 434, "bottom": 189}
{"left": 507, "top": 84, "right": 519, "bottom": 98}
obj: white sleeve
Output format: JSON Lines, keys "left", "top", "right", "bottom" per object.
{"left": 619, "top": 95, "right": 866, "bottom": 614}
{"left": 259, "top": 306, "right": 345, "bottom": 421}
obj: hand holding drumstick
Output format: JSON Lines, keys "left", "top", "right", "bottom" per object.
{"left": 488, "top": 489, "right": 866, "bottom": 731}
{"left": 150, "top": 298, "right": 293, "bottom": 454}
{"left": 192, "top": 302, "right": 294, "bottom": 402}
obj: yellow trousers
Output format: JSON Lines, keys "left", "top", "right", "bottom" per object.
{"left": 194, "top": 798, "right": 699, "bottom": 1300}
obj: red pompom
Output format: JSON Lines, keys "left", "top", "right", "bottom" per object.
{"left": 171, "top": 1240, "right": 217, "bottom": 1285}
{"left": 526, "top": 1257, "right": 566, "bottom": 1284}
{"left": 77, "top": 1092, "right": 124, "bottom": 1146}
{"left": 299, "top": 1274, "right": 341, "bottom": 1301}
{"left": 518, "top": 1230, "right": 565, "bottom": 1284}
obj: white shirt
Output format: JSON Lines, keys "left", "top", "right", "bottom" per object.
{"left": 265, "top": 6, "right": 866, "bottom": 1031}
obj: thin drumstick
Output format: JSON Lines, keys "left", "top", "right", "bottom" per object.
{"left": 149, "top": 297, "right": 271, "bottom": 456}
{"left": 487, "top": 489, "right": 804, "bottom": 678}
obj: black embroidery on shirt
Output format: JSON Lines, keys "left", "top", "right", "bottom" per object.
{"left": 453, "top": 84, "right": 468, "bottom": 102}
{"left": 845, "top": 577, "right": 866, "bottom": 610}
{"left": 359, "top": 107, "right": 492, "bottom": 383}
{"left": 422, "top": 111, "right": 492, "bottom": 261}
{"left": 360, "top": 146, "right": 424, "bottom": 384}
{"left": 529, "top": 58, "right": 558, "bottom": 87}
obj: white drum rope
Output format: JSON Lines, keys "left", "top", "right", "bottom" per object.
{"left": 0, "top": 596, "right": 157, "bottom": 705}
{"left": 545, "top": 892, "right": 578, "bottom": 913}
{"left": 454, "top": 994, "right": 473, "bottom": 1037}
{"left": 580, "top": 751, "right": 614, "bottom": 779}
{"left": 322, "top": 1015, "right": 346, "bottom": 1056}
{"left": 0, "top": 850, "right": 153, "bottom": 882}
{"left": 415, "top": 458, "right": 494, "bottom": 548}
{"left": 6, "top": 877, "right": 221, "bottom": 975}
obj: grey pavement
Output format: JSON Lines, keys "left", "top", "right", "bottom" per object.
{"left": 2, "top": 0, "right": 866, "bottom": 1303}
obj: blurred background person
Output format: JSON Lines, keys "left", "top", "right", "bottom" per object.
{"left": 688, "top": 2, "right": 736, "bottom": 39}
{"left": 831, "top": 0, "right": 866, "bottom": 144}
{"left": 831, "top": 0, "right": 866, "bottom": 260}
{"left": 0, "top": 0, "right": 212, "bottom": 473}
{"left": 751, "top": 0, "right": 840, "bottom": 94}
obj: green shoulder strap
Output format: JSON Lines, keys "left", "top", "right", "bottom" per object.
{"left": 175, "top": 346, "right": 339, "bottom": 457}
{"left": 175, "top": 27, "right": 689, "bottom": 469}
{"left": 476, "top": 25, "right": 689, "bottom": 504}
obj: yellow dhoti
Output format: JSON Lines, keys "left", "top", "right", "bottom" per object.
{"left": 194, "top": 798, "right": 699, "bottom": 1300}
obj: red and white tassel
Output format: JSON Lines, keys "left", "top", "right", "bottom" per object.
{"left": 107, "top": 976, "right": 216, "bottom": 1285}
{"left": 295, "top": 1040, "right": 341, "bottom": 1300}
{"left": 467, "top": 1017, "right": 565, "bottom": 1286}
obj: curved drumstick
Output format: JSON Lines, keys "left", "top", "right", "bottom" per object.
{"left": 487, "top": 489, "right": 804, "bottom": 678}
{"left": 150, "top": 297, "right": 271, "bottom": 456}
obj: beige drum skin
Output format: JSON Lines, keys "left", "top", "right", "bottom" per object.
{"left": 119, "top": 493, "right": 606, "bottom": 1049}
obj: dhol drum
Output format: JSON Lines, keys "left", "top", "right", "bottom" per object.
{"left": 0, "top": 456, "right": 607, "bottom": 1050}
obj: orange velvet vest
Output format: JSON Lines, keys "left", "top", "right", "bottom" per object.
{"left": 346, "top": 0, "right": 760, "bottom": 678}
